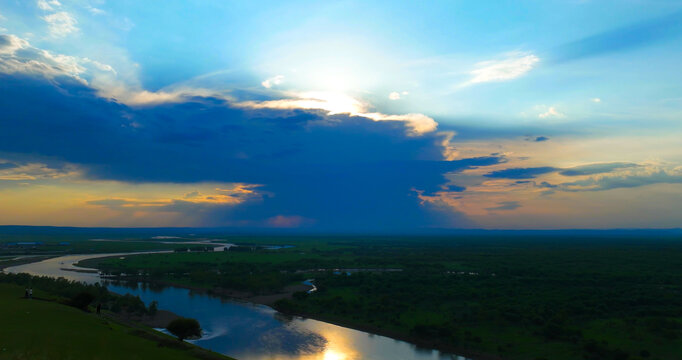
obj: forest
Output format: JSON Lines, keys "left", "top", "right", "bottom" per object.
{"left": 81, "top": 234, "right": 682, "bottom": 360}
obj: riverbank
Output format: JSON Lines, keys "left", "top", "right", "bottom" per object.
{"left": 0, "top": 282, "right": 233, "bottom": 360}
{"left": 0, "top": 255, "right": 54, "bottom": 270}
{"left": 105, "top": 277, "right": 313, "bottom": 307}
{"left": 76, "top": 254, "right": 313, "bottom": 306}
{"left": 112, "top": 309, "right": 181, "bottom": 328}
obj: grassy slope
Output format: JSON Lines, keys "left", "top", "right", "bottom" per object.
{"left": 0, "top": 283, "right": 233, "bottom": 360}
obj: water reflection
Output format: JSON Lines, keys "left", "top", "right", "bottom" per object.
{"left": 108, "top": 283, "right": 468, "bottom": 360}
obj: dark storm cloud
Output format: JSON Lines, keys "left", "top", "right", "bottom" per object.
{"left": 0, "top": 73, "right": 501, "bottom": 230}
{"left": 484, "top": 167, "right": 557, "bottom": 179}
{"left": 559, "top": 162, "right": 638, "bottom": 177}
{"left": 485, "top": 162, "right": 642, "bottom": 180}
{"left": 551, "top": 11, "right": 682, "bottom": 63}
{"left": 559, "top": 171, "right": 682, "bottom": 192}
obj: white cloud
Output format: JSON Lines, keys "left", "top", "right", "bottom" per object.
{"left": 591, "top": 98, "right": 601, "bottom": 103}
{"left": 261, "top": 75, "right": 284, "bottom": 88}
{"left": 0, "top": 34, "right": 120, "bottom": 87}
{"left": 466, "top": 52, "right": 539, "bottom": 85}
{"left": 439, "top": 131, "right": 459, "bottom": 161}
{"left": 389, "top": 91, "right": 408, "bottom": 100}
{"left": 82, "top": 57, "right": 116, "bottom": 74}
{"left": 538, "top": 106, "right": 565, "bottom": 119}
{"left": 0, "top": 161, "right": 76, "bottom": 181}
{"left": 238, "top": 91, "right": 366, "bottom": 114}
{"left": 362, "top": 112, "right": 438, "bottom": 135}
{"left": 0, "top": 34, "right": 86, "bottom": 80}
{"left": 0, "top": 34, "right": 225, "bottom": 106}
{"left": 237, "top": 91, "right": 437, "bottom": 136}
{"left": 108, "top": 88, "right": 220, "bottom": 106}
{"left": 37, "top": 0, "right": 62, "bottom": 11}
{"left": 42, "top": 11, "right": 78, "bottom": 37}
{"left": 0, "top": 34, "right": 28, "bottom": 55}
{"left": 0, "top": 34, "right": 432, "bottom": 134}
{"left": 86, "top": 6, "right": 105, "bottom": 15}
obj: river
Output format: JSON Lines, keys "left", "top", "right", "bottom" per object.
{"left": 4, "top": 253, "right": 469, "bottom": 360}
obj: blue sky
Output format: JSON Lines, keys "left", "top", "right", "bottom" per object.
{"left": 0, "top": 1, "right": 681, "bottom": 230}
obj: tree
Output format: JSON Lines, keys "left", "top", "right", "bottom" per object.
{"left": 167, "top": 318, "right": 201, "bottom": 341}
{"left": 69, "top": 291, "right": 95, "bottom": 310}
{"left": 148, "top": 300, "right": 158, "bottom": 316}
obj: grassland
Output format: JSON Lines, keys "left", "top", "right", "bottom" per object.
{"left": 0, "top": 282, "right": 233, "bottom": 360}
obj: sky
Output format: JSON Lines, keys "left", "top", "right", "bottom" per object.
{"left": 0, "top": 0, "right": 681, "bottom": 231}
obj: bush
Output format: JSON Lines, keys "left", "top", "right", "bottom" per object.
{"left": 167, "top": 318, "right": 201, "bottom": 341}
{"left": 69, "top": 291, "right": 95, "bottom": 310}
{"left": 148, "top": 300, "right": 158, "bottom": 316}
{"left": 292, "top": 291, "right": 308, "bottom": 301}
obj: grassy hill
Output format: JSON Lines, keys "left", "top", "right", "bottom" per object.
{"left": 0, "top": 283, "right": 233, "bottom": 360}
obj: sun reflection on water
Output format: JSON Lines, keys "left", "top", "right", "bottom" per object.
{"left": 295, "top": 322, "right": 360, "bottom": 360}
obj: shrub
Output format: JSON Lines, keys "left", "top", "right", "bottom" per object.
{"left": 167, "top": 318, "right": 201, "bottom": 341}
{"left": 69, "top": 291, "right": 95, "bottom": 310}
{"left": 148, "top": 300, "right": 158, "bottom": 316}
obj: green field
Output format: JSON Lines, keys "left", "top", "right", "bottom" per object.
{"left": 83, "top": 235, "right": 682, "bottom": 360}
{"left": 0, "top": 282, "right": 233, "bottom": 360}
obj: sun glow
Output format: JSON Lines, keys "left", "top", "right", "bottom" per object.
{"left": 322, "top": 349, "right": 348, "bottom": 360}
{"left": 237, "top": 90, "right": 437, "bottom": 135}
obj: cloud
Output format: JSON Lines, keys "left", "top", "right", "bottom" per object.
{"left": 538, "top": 107, "right": 564, "bottom": 119}
{"left": 85, "top": 6, "right": 105, "bottom": 15}
{"left": 261, "top": 75, "right": 284, "bottom": 88}
{"left": 87, "top": 198, "right": 142, "bottom": 207}
{"left": 42, "top": 11, "right": 78, "bottom": 37}
{"left": 484, "top": 167, "right": 557, "bottom": 179}
{"left": 591, "top": 98, "right": 601, "bottom": 103}
{"left": 555, "top": 167, "right": 682, "bottom": 192}
{"left": 37, "top": 0, "right": 61, "bottom": 11}
{"left": 0, "top": 73, "right": 502, "bottom": 230}
{"left": 486, "top": 201, "right": 521, "bottom": 212}
{"left": 551, "top": 11, "right": 682, "bottom": 63}
{"left": 0, "top": 160, "right": 75, "bottom": 181}
{"left": 184, "top": 191, "right": 200, "bottom": 199}
{"left": 360, "top": 112, "right": 438, "bottom": 136}
{"left": 267, "top": 215, "right": 312, "bottom": 228}
{"left": 0, "top": 34, "right": 208, "bottom": 107}
{"left": 238, "top": 91, "right": 438, "bottom": 136}
{"left": 388, "top": 91, "right": 408, "bottom": 100}
{"left": 559, "top": 162, "right": 638, "bottom": 176}
{"left": 84, "top": 185, "right": 264, "bottom": 223}
{"left": 0, "top": 34, "right": 90, "bottom": 82}
{"left": 0, "top": 35, "right": 27, "bottom": 55}
{"left": 483, "top": 162, "right": 641, "bottom": 180}
{"left": 465, "top": 52, "right": 539, "bottom": 85}
{"left": 0, "top": 35, "right": 433, "bottom": 138}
